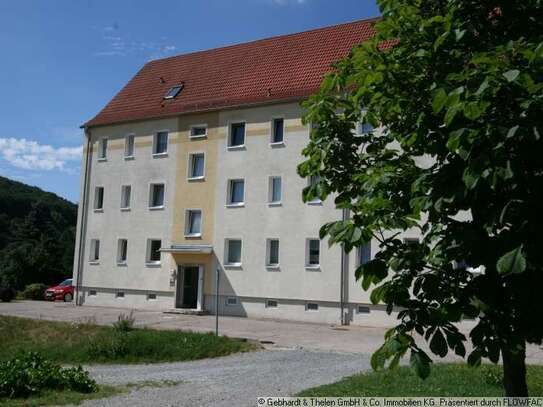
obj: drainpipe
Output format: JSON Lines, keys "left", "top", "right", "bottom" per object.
{"left": 75, "top": 128, "right": 92, "bottom": 306}
{"left": 340, "top": 208, "right": 350, "bottom": 325}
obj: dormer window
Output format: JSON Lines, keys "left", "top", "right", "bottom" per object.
{"left": 164, "top": 84, "right": 184, "bottom": 100}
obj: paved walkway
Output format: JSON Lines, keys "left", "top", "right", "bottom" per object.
{"left": 1, "top": 301, "right": 542, "bottom": 363}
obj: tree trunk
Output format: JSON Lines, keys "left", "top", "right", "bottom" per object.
{"left": 502, "top": 341, "right": 529, "bottom": 397}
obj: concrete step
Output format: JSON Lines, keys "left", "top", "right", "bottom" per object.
{"left": 163, "top": 308, "right": 209, "bottom": 316}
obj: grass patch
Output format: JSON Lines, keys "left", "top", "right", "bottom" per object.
{"left": 0, "top": 315, "right": 256, "bottom": 364}
{"left": 0, "top": 385, "right": 120, "bottom": 407}
{"left": 298, "top": 363, "right": 543, "bottom": 397}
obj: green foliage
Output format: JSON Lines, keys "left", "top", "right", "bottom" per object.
{"left": 22, "top": 283, "right": 48, "bottom": 300}
{"left": 113, "top": 311, "right": 136, "bottom": 333}
{"left": 0, "top": 176, "right": 77, "bottom": 290}
{"left": 298, "top": 0, "right": 543, "bottom": 392}
{"left": 0, "top": 287, "right": 15, "bottom": 302}
{"left": 0, "top": 352, "right": 97, "bottom": 399}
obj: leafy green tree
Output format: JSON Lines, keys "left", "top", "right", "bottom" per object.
{"left": 298, "top": 0, "right": 542, "bottom": 396}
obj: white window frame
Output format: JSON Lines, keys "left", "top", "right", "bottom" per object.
{"left": 149, "top": 183, "right": 165, "bottom": 209}
{"left": 306, "top": 302, "right": 319, "bottom": 311}
{"left": 185, "top": 209, "right": 203, "bottom": 238}
{"left": 97, "top": 138, "right": 108, "bottom": 160}
{"left": 187, "top": 152, "right": 206, "bottom": 181}
{"left": 227, "top": 121, "right": 246, "bottom": 150}
{"left": 357, "top": 305, "right": 371, "bottom": 314}
{"left": 225, "top": 296, "right": 238, "bottom": 306}
{"left": 93, "top": 186, "right": 104, "bottom": 211}
{"left": 117, "top": 238, "right": 128, "bottom": 265}
{"left": 116, "top": 291, "right": 125, "bottom": 299}
{"left": 120, "top": 185, "right": 131, "bottom": 210}
{"left": 305, "top": 238, "right": 321, "bottom": 270}
{"left": 224, "top": 239, "right": 242, "bottom": 267}
{"left": 189, "top": 124, "right": 208, "bottom": 140}
{"left": 147, "top": 293, "right": 157, "bottom": 301}
{"left": 89, "top": 239, "right": 100, "bottom": 263}
{"left": 124, "top": 133, "right": 135, "bottom": 159}
{"left": 270, "top": 117, "right": 285, "bottom": 146}
{"left": 153, "top": 130, "right": 169, "bottom": 157}
{"left": 226, "top": 179, "right": 245, "bottom": 207}
{"left": 266, "top": 299, "right": 278, "bottom": 308}
{"left": 357, "top": 241, "right": 372, "bottom": 266}
{"left": 268, "top": 176, "right": 282, "bottom": 206}
{"left": 307, "top": 175, "right": 322, "bottom": 205}
{"left": 146, "top": 239, "right": 162, "bottom": 266}
{"left": 266, "top": 238, "right": 280, "bottom": 269}
{"left": 88, "top": 290, "right": 97, "bottom": 296}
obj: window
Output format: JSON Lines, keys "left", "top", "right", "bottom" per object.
{"left": 188, "top": 153, "right": 205, "bottom": 179}
{"left": 226, "top": 297, "right": 238, "bottom": 306}
{"left": 120, "top": 185, "right": 131, "bottom": 210}
{"left": 358, "top": 305, "right": 371, "bottom": 314}
{"left": 306, "top": 239, "right": 320, "bottom": 268}
{"left": 404, "top": 237, "right": 420, "bottom": 245}
{"left": 356, "top": 121, "right": 374, "bottom": 135}
{"left": 94, "top": 187, "right": 104, "bottom": 210}
{"left": 153, "top": 131, "right": 168, "bottom": 155}
{"left": 227, "top": 179, "right": 245, "bottom": 205}
{"left": 147, "top": 239, "right": 162, "bottom": 264}
{"left": 116, "top": 292, "right": 125, "bottom": 299}
{"left": 307, "top": 175, "right": 321, "bottom": 204}
{"left": 229, "top": 122, "right": 245, "bottom": 147}
{"left": 306, "top": 302, "right": 319, "bottom": 311}
{"left": 358, "top": 242, "right": 371, "bottom": 266}
{"left": 266, "top": 299, "right": 278, "bottom": 308}
{"left": 266, "top": 239, "right": 279, "bottom": 267}
{"left": 190, "top": 125, "right": 207, "bottom": 139}
{"left": 117, "top": 239, "right": 128, "bottom": 264}
{"left": 149, "top": 183, "right": 165, "bottom": 208}
{"left": 164, "top": 84, "right": 184, "bottom": 99}
{"left": 185, "top": 209, "right": 202, "bottom": 237}
{"left": 225, "top": 239, "right": 242, "bottom": 266}
{"left": 125, "top": 134, "right": 135, "bottom": 158}
{"left": 90, "top": 239, "right": 100, "bottom": 262}
{"left": 271, "top": 118, "right": 284, "bottom": 144}
{"left": 98, "top": 138, "right": 107, "bottom": 160}
{"left": 269, "top": 176, "right": 282, "bottom": 204}
{"left": 147, "top": 293, "right": 157, "bottom": 300}
{"left": 88, "top": 290, "right": 97, "bottom": 296}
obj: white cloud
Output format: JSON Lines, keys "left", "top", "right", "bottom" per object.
{"left": 93, "top": 23, "right": 177, "bottom": 60}
{"left": 0, "top": 138, "right": 82, "bottom": 172}
{"left": 270, "top": 0, "right": 307, "bottom": 4}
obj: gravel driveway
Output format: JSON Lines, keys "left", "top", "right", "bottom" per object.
{"left": 79, "top": 349, "right": 370, "bottom": 407}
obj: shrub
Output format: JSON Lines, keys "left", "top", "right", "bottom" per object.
{"left": 22, "top": 283, "right": 48, "bottom": 300}
{"left": 0, "top": 352, "right": 97, "bottom": 398}
{"left": 113, "top": 311, "right": 135, "bottom": 333}
{"left": 0, "top": 287, "right": 15, "bottom": 302}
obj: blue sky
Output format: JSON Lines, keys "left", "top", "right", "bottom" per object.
{"left": 0, "top": 0, "right": 379, "bottom": 203}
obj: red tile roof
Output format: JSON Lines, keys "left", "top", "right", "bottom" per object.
{"left": 84, "top": 18, "right": 380, "bottom": 128}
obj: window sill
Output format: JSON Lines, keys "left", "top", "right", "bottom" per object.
{"left": 184, "top": 233, "right": 202, "bottom": 239}
{"left": 189, "top": 135, "right": 207, "bottom": 140}
{"left": 89, "top": 261, "right": 100, "bottom": 265}
{"left": 149, "top": 206, "right": 165, "bottom": 211}
{"left": 227, "top": 145, "right": 246, "bottom": 151}
{"left": 117, "top": 262, "right": 127, "bottom": 267}
{"left": 187, "top": 176, "right": 205, "bottom": 182}
{"left": 152, "top": 152, "right": 168, "bottom": 158}
{"left": 120, "top": 207, "right": 131, "bottom": 212}
{"left": 97, "top": 157, "right": 107, "bottom": 162}
{"left": 124, "top": 155, "right": 135, "bottom": 161}
{"left": 145, "top": 262, "right": 162, "bottom": 268}
{"left": 266, "top": 265, "right": 280, "bottom": 271}
{"left": 270, "top": 141, "right": 285, "bottom": 148}
{"left": 226, "top": 203, "right": 245, "bottom": 208}
{"left": 93, "top": 208, "right": 104, "bottom": 213}
{"left": 305, "top": 265, "right": 321, "bottom": 271}
{"left": 307, "top": 200, "right": 323, "bottom": 206}
{"left": 224, "top": 264, "right": 242, "bottom": 270}
{"left": 268, "top": 202, "right": 282, "bottom": 207}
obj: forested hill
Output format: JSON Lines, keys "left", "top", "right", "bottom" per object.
{"left": 0, "top": 176, "right": 78, "bottom": 289}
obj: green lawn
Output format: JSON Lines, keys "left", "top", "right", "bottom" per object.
{"left": 0, "top": 315, "right": 257, "bottom": 364}
{"left": 0, "top": 385, "right": 120, "bottom": 407}
{"left": 298, "top": 363, "right": 543, "bottom": 397}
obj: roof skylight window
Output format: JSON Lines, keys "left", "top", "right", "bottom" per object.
{"left": 164, "top": 84, "right": 184, "bottom": 100}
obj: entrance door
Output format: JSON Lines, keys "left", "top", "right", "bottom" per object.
{"left": 176, "top": 265, "right": 200, "bottom": 309}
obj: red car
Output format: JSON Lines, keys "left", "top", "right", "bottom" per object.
{"left": 44, "top": 279, "right": 74, "bottom": 302}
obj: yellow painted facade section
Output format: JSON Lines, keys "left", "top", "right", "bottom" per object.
{"left": 171, "top": 112, "right": 220, "bottom": 245}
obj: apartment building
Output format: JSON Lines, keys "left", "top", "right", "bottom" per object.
{"left": 73, "top": 18, "right": 417, "bottom": 325}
